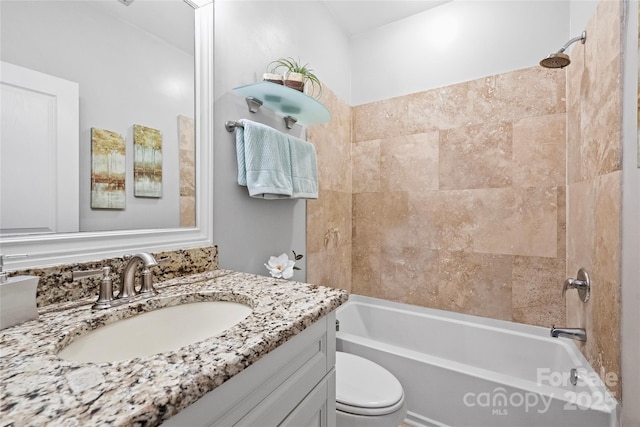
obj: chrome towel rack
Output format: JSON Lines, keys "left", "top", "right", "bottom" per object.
{"left": 225, "top": 120, "right": 244, "bottom": 132}
{"left": 225, "top": 116, "right": 298, "bottom": 132}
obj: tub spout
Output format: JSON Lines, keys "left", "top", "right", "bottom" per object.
{"left": 550, "top": 325, "right": 586, "bottom": 342}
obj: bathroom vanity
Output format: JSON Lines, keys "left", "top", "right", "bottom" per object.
{"left": 0, "top": 269, "right": 348, "bottom": 426}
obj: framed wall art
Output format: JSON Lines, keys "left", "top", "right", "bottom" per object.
{"left": 133, "top": 124, "right": 163, "bottom": 198}
{"left": 91, "top": 128, "right": 126, "bottom": 209}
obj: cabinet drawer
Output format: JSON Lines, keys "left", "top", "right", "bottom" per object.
{"left": 164, "top": 313, "right": 335, "bottom": 427}
{"left": 280, "top": 368, "right": 335, "bottom": 427}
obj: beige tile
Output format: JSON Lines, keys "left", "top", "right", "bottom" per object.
{"left": 178, "top": 114, "right": 194, "bottom": 151}
{"left": 511, "top": 256, "right": 565, "bottom": 327}
{"left": 179, "top": 196, "right": 195, "bottom": 227}
{"left": 352, "top": 140, "right": 380, "bottom": 193}
{"left": 409, "top": 190, "right": 475, "bottom": 251}
{"left": 593, "top": 0, "right": 622, "bottom": 74}
{"left": 379, "top": 247, "right": 440, "bottom": 307}
{"left": 557, "top": 186, "right": 567, "bottom": 260}
{"left": 595, "top": 171, "right": 621, "bottom": 285}
{"left": 351, "top": 243, "right": 381, "bottom": 297}
{"left": 308, "top": 86, "right": 352, "bottom": 193}
{"left": 307, "top": 189, "right": 351, "bottom": 254}
{"left": 512, "top": 113, "right": 566, "bottom": 188}
{"left": 439, "top": 122, "right": 512, "bottom": 190}
{"left": 406, "top": 80, "right": 475, "bottom": 132}
{"left": 352, "top": 96, "right": 409, "bottom": 142}
{"left": 566, "top": 180, "right": 597, "bottom": 275}
{"left": 581, "top": 42, "right": 622, "bottom": 179}
{"left": 437, "top": 251, "right": 513, "bottom": 320}
{"left": 352, "top": 192, "right": 383, "bottom": 248}
{"left": 380, "top": 191, "right": 411, "bottom": 248}
{"left": 307, "top": 244, "right": 352, "bottom": 293}
{"left": 179, "top": 149, "right": 195, "bottom": 197}
{"left": 472, "top": 67, "right": 566, "bottom": 123}
{"left": 473, "top": 187, "right": 558, "bottom": 258}
{"left": 589, "top": 275, "right": 621, "bottom": 397}
{"left": 566, "top": 74, "right": 583, "bottom": 184}
{"left": 381, "top": 132, "right": 439, "bottom": 192}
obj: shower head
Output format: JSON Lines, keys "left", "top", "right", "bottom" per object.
{"left": 540, "top": 52, "right": 571, "bottom": 69}
{"left": 539, "top": 31, "right": 587, "bottom": 69}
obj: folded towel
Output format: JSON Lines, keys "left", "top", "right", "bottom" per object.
{"left": 288, "top": 136, "right": 318, "bottom": 199}
{"left": 236, "top": 119, "right": 292, "bottom": 199}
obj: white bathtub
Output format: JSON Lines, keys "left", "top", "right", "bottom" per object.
{"left": 336, "top": 295, "right": 619, "bottom": 427}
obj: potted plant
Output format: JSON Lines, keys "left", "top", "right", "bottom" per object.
{"left": 267, "top": 57, "right": 322, "bottom": 97}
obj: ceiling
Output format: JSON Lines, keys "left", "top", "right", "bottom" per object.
{"left": 323, "top": 0, "right": 452, "bottom": 37}
{"left": 87, "top": 0, "right": 195, "bottom": 54}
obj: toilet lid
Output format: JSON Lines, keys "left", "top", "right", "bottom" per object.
{"left": 335, "top": 352, "right": 404, "bottom": 416}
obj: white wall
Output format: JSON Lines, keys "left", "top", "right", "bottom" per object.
{"left": 0, "top": 1, "right": 193, "bottom": 232}
{"left": 213, "top": 0, "right": 351, "bottom": 277}
{"left": 350, "top": 0, "right": 569, "bottom": 105}
{"left": 620, "top": 0, "right": 640, "bottom": 423}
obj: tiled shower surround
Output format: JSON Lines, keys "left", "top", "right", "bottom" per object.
{"left": 565, "top": 0, "right": 623, "bottom": 398}
{"left": 307, "top": 0, "right": 622, "bottom": 397}
{"left": 309, "top": 68, "right": 567, "bottom": 326}
{"left": 350, "top": 67, "right": 567, "bottom": 326}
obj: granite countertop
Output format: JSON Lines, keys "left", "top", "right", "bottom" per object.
{"left": 0, "top": 269, "right": 348, "bottom": 426}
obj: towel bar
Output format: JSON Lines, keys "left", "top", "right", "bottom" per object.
{"left": 225, "top": 120, "right": 243, "bottom": 132}
{"left": 225, "top": 116, "right": 298, "bottom": 132}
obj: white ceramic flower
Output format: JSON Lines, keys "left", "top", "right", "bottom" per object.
{"left": 264, "top": 253, "right": 296, "bottom": 279}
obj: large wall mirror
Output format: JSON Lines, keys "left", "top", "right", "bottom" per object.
{"left": 0, "top": 0, "right": 213, "bottom": 269}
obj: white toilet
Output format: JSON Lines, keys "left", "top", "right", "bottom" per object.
{"left": 335, "top": 351, "right": 407, "bottom": 427}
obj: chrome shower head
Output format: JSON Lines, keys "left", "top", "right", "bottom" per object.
{"left": 540, "top": 52, "right": 571, "bottom": 69}
{"left": 540, "top": 31, "right": 587, "bottom": 69}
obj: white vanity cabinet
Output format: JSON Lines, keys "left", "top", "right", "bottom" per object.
{"left": 164, "top": 312, "right": 337, "bottom": 427}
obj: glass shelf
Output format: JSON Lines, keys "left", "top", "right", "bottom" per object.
{"left": 233, "top": 81, "right": 330, "bottom": 125}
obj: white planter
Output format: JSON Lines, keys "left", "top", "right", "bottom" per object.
{"left": 284, "top": 72, "right": 304, "bottom": 92}
{"left": 263, "top": 73, "right": 283, "bottom": 85}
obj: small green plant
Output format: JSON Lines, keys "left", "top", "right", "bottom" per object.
{"left": 268, "top": 57, "right": 322, "bottom": 97}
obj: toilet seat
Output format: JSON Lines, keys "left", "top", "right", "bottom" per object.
{"left": 335, "top": 352, "right": 405, "bottom": 416}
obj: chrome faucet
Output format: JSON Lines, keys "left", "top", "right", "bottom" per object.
{"left": 550, "top": 325, "right": 587, "bottom": 342}
{"left": 118, "top": 252, "right": 159, "bottom": 302}
{"left": 562, "top": 268, "right": 590, "bottom": 302}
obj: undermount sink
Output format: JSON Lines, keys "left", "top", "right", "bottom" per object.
{"left": 58, "top": 301, "right": 252, "bottom": 363}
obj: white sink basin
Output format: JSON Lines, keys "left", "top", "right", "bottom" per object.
{"left": 58, "top": 301, "right": 252, "bottom": 363}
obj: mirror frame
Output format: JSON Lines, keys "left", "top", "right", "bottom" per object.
{"left": 1, "top": 2, "right": 214, "bottom": 270}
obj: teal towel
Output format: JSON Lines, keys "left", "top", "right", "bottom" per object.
{"left": 288, "top": 135, "right": 318, "bottom": 199}
{"left": 236, "top": 119, "right": 293, "bottom": 199}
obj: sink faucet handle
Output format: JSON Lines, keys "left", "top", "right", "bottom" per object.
{"left": 156, "top": 256, "right": 171, "bottom": 265}
{"left": 72, "top": 268, "right": 104, "bottom": 281}
{"left": 72, "top": 266, "right": 116, "bottom": 310}
{"left": 137, "top": 267, "right": 158, "bottom": 298}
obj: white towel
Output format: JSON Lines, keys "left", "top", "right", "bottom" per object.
{"left": 236, "top": 119, "right": 292, "bottom": 199}
{"left": 288, "top": 136, "right": 318, "bottom": 199}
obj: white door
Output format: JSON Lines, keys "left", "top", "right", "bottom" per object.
{"left": 0, "top": 61, "right": 79, "bottom": 236}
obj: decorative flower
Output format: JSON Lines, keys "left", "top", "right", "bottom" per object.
{"left": 264, "top": 251, "right": 303, "bottom": 280}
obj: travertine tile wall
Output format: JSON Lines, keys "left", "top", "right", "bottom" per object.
{"left": 306, "top": 87, "right": 353, "bottom": 292}
{"left": 179, "top": 115, "right": 196, "bottom": 227}
{"left": 351, "top": 67, "right": 567, "bottom": 325}
{"left": 306, "top": 0, "right": 622, "bottom": 397}
{"left": 565, "top": 0, "right": 623, "bottom": 397}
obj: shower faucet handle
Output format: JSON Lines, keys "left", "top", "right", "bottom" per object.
{"left": 562, "top": 268, "right": 590, "bottom": 303}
